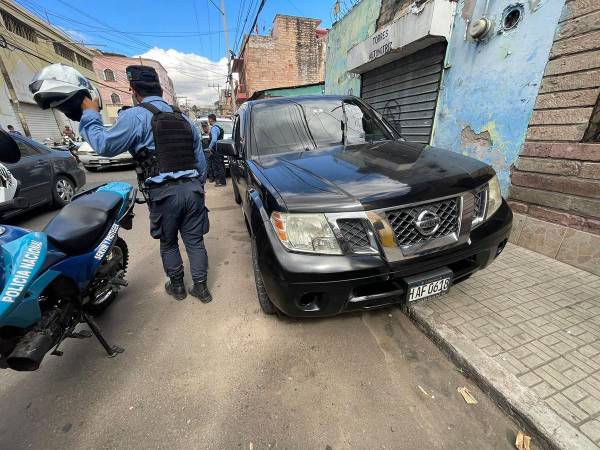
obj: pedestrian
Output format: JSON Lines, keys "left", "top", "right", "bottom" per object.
{"left": 7, "top": 125, "right": 22, "bottom": 136}
{"left": 62, "top": 125, "right": 75, "bottom": 140}
{"left": 207, "top": 114, "right": 226, "bottom": 187}
{"left": 78, "top": 65, "right": 212, "bottom": 303}
{"left": 201, "top": 121, "right": 214, "bottom": 183}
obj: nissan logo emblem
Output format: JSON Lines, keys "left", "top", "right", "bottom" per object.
{"left": 414, "top": 210, "right": 441, "bottom": 236}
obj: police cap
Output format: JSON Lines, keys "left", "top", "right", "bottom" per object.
{"left": 126, "top": 65, "right": 159, "bottom": 83}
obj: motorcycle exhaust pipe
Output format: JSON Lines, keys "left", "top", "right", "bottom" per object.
{"left": 6, "top": 330, "right": 58, "bottom": 371}
{"left": 7, "top": 305, "right": 74, "bottom": 371}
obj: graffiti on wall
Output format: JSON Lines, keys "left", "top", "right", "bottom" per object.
{"left": 325, "top": 0, "right": 383, "bottom": 96}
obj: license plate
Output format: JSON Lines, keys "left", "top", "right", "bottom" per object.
{"left": 404, "top": 268, "right": 453, "bottom": 302}
{"left": 99, "top": 159, "right": 110, "bottom": 164}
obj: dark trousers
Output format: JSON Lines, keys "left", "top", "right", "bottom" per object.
{"left": 147, "top": 179, "right": 209, "bottom": 282}
{"left": 209, "top": 151, "right": 226, "bottom": 184}
{"left": 204, "top": 151, "right": 214, "bottom": 181}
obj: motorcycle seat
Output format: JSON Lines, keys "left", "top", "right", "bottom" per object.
{"left": 44, "top": 191, "right": 123, "bottom": 255}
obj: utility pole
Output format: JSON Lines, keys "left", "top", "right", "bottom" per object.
{"left": 220, "top": 0, "right": 233, "bottom": 115}
{"left": 208, "top": 82, "right": 221, "bottom": 114}
{"left": 0, "top": 53, "right": 31, "bottom": 137}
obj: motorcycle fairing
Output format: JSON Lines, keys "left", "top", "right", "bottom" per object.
{"left": 0, "top": 232, "right": 51, "bottom": 327}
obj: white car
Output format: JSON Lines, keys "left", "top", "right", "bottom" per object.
{"left": 77, "top": 141, "right": 134, "bottom": 171}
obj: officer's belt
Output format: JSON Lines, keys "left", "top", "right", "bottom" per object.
{"left": 145, "top": 177, "right": 197, "bottom": 189}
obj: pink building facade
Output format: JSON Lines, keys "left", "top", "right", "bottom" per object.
{"left": 92, "top": 51, "right": 176, "bottom": 124}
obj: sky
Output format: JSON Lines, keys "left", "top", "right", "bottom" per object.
{"left": 16, "top": 0, "right": 339, "bottom": 106}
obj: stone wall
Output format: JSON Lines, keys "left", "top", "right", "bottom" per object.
{"left": 509, "top": 0, "right": 600, "bottom": 274}
{"left": 241, "top": 15, "right": 326, "bottom": 98}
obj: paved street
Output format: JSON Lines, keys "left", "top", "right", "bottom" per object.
{"left": 0, "top": 169, "right": 525, "bottom": 450}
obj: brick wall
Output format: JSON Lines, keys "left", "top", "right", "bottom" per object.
{"left": 239, "top": 15, "right": 326, "bottom": 98}
{"left": 508, "top": 0, "right": 600, "bottom": 273}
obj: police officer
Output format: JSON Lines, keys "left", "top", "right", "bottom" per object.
{"left": 79, "top": 65, "right": 212, "bottom": 303}
{"left": 207, "top": 114, "right": 226, "bottom": 187}
{"left": 201, "top": 121, "right": 214, "bottom": 183}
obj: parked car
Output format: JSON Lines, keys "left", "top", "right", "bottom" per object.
{"left": 218, "top": 96, "right": 512, "bottom": 317}
{"left": 76, "top": 141, "right": 134, "bottom": 171}
{"left": 1, "top": 134, "right": 85, "bottom": 218}
{"left": 197, "top": 116, "right": 233, "bottom": 172}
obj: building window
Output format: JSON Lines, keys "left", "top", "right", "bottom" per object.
{"left": 53, "top": 42, "right": 75, "bottom": 62}
{"left": 111, "top": 93, "right": 121, "bottom": 105}
{"left": 0, "top": 9, "right": 37, "bottom": 43}
{"left": 76, "top": 54, "right": 93, "bottom": 71}
{"left": 104, "top": 69, "right": 115, "bottom": 82}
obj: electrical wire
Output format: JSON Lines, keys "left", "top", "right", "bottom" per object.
{"left": 192, "top": 0, "right": 204, "bottom": 55}
{"left": 235, "top": 0, "right": 257, "bottom": 54}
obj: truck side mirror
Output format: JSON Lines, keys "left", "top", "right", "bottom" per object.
{"left": 216, "top": 139, "right": 239, "bottom": 158}
{"left": 0, "top": 130, "right": 21, "bottom": 163}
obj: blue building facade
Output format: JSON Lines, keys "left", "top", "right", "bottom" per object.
{"left": 325, "top": 0, "right": 567, "bottom": 193}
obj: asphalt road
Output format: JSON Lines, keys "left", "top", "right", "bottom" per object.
{"left": 0, "top": 168, "right": 526, "bottom": 449}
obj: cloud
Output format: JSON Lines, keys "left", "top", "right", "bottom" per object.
{"left": 136, "top": 47, "right": 228, "bottom": 107}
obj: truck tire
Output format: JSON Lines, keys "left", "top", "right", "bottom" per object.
{"left": 251, "top": 238, "right": 277, "bottom": 315}
{"left": 232, "top": 179, "right": 242, "bottom": 205}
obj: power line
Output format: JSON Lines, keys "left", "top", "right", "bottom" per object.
{"left": 207, "top": 0, "right": 224, "bottom": 15}
{"left": 206, "top": 0, "right": 212, "bottom": 60}
{"left": 232, "top": 0, "right": 247, "bottom": 52}
{"left": 235, "top": 0, "right": 256, "bottom": 54}
{"left": 192, "top": 0, "right": 204, "bottom": 55}
{"left": 55, "top": 0, "right": 154, "bottom": 50}
{"left": 239, "top": 0, "right": 267, "bottom": 57}
{"left": 3, "top": 35, "right": 133, "bottom": 95}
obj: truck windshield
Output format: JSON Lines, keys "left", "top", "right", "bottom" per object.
{"left": 251, "top": 99, "right": 396, "bottom": 156}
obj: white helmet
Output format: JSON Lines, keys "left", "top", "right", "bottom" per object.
{"left": 29, "top": 63, "right": 102, "bottom": 121}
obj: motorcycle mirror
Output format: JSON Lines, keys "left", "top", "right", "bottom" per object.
{"left": 0, "top": 129, "right": 21, "bottom": 163}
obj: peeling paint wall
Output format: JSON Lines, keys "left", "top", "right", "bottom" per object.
{"left": 431, "top": 0, "right": 567, "bottom": 193}
{"left": 324, "top": 0, "right": 382, "bottom": 95}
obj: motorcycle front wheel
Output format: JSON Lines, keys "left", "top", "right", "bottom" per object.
{"left": 85, "top": 237, "right": 129, "bottom": 316}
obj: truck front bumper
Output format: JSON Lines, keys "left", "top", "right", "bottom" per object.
{"left": 256, "top": 201, "right": 513, "bottom": 317}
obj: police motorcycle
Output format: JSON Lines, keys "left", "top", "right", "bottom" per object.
{"left": 0, "top": 66, "right": 137, "bottom": 371}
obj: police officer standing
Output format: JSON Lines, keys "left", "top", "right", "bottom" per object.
{"left": 201, "top": 120, "right": 214, "bottom": 183}
{"left": 79, "top": 65, "right": 212, "bottom": 303}
{"left": 208, "top": 114, "right": 226, "bottom": 187}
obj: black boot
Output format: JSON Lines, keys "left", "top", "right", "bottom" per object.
{"left": 165, "top": 277, "right": 187, "bottom": 301}
{"left": 189, "top": 281, "right": 212, "bottom": 303}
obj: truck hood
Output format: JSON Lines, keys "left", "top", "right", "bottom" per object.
{"left": 254, "top": 140, "right": 494, "bottom": 212}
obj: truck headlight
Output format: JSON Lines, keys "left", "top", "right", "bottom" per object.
{"left": 486, "top": 175, "right": 502, "bottom": 220}
{"left": 271, "top": 212, "right": 342, "bottom": 255}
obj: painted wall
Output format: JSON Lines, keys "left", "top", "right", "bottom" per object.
{"left": 432, "top": 0, "right": 567, "bottom": 193}
{"left": 324, "top": 0, "right": 382, "bottom": 96}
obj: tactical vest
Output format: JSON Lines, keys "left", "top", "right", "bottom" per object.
{"left": 134, "top": 102, "right": 197, "bottom": 185}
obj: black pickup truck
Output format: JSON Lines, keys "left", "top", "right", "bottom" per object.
{"left": 218, "top": 96, "right": 512, "bottom": 317}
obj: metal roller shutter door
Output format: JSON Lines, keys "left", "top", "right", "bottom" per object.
{"left": 361, "top": 42, "right": 446, "bottom": 144}
{"left": 19, "top": 103, "right": 61, "bottom": 143}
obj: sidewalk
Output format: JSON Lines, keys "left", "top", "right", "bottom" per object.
{"left": 408, "top": 243, "right": 600, "bottom": 449}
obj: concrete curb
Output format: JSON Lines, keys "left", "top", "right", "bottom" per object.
{"left": 407, "top": 304, "right": 597, "bottom": 450}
